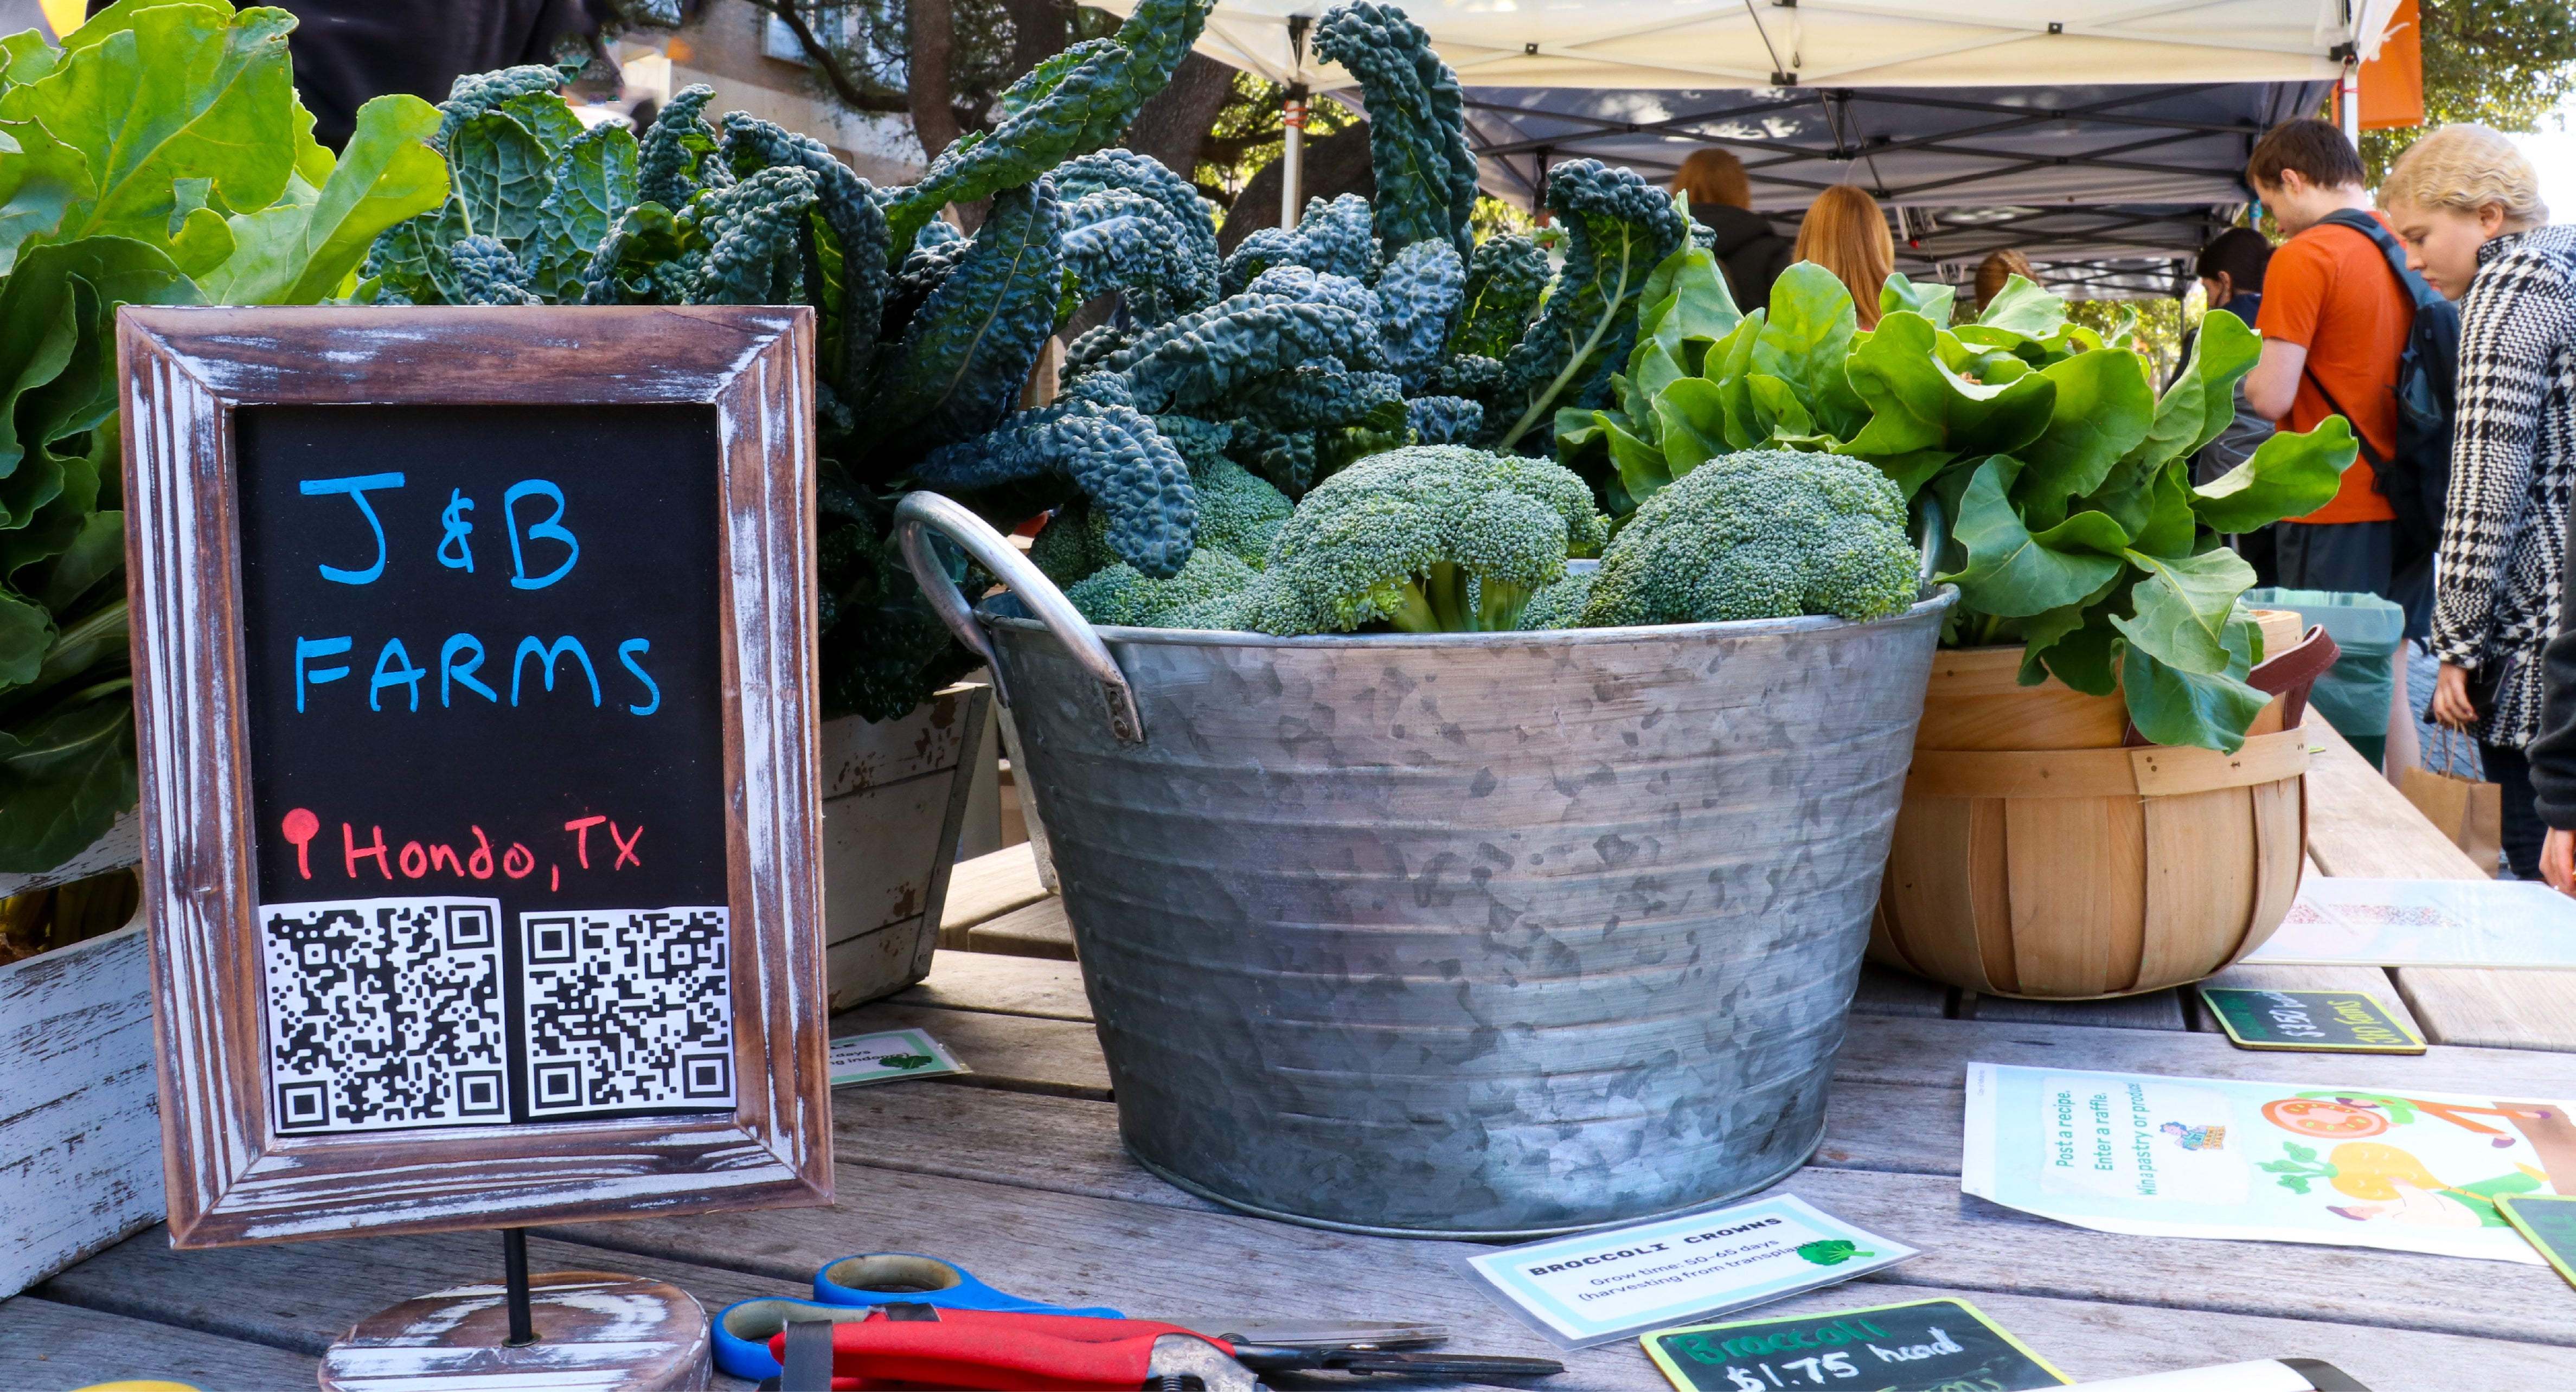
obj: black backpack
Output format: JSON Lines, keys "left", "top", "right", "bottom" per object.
{"left": 2304, "top": 209, "right": 2459, "bottom": 568}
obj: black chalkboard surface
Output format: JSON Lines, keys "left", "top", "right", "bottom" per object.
{"left": 235, "top": 403, "right": 734, "bottom": 1132}
{"left": 1643, "top": 1298, "right": 2069, "bottom": 1391}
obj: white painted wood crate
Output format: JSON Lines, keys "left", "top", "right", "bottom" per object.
{"left": 1, "top": 812, "right": 160, "bottom": 1298}
{"left": 819, "top": 682, "right": 994, "bottom": 1010}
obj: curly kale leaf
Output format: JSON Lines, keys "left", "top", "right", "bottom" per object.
{"left": 913, "top": 399, "right": 1199, "bottom": 578}
{"left": 639, "top": 84, "right": 729, "bottom": 208}
{"left": 718, "top": 112, "right": 892, "bottom": 398}
{"left": 1060, "top": 188, "right": 1203, "bottom": 324}
{"left": 450, "top": 108, "right": 549, "bottom": 251}
{"left": 1239, "top": 356, "right": 1404, "bottom": 433}
{"left": 1499, "top": 159, "right": 1685, "bottom": 450}
{"left": 915, "top": 219, "right": 966, "bottom": 249}
{"left": 1313, "top": 2, "right": 1475, "bottom": 259}
{"left": 450, "top": 234, "right": 540, "bottom": 304}
{"left": 1244, "top": 262, "right": 1379, "bottom": 320}
{"left": 816, "top": 477, "right": 983, "bottom": 722}
{"left": 524, "top": 121, "right": 639, "bottom": 302}
{"left": 884, "top": 236, "right": 972, "bottom": 337}
{"left": 1450, "top": 233, "right": 1548, "bottom": 360}
{"left": 880, "top": 0, "right": 1214, "bottom": 261}
{"left": 580, "top": 200, "right": 696, "bottom": 304}
{"left": 1219, "top": 193, "right": 1373, "bottom": 293}
{"left": 363, "top": 194, "right": 470, "bottom": 303}
{"left": 687, "top": 165, "right": 818, "bottom": 305}
{"left": 1107, "top": 291, "right": 1382, "bottom": 415}
{"left": 435, "top": 62, "right": 570, "bottom": 151}
{"left": 1053, "top": 149, "right": 1218, "bottom": 311}
{"left": 869, "top": 179, "right": 1064, "bottom": 454}
{"left": 1375, "top": 238, "right": 1464, "bottom": 392}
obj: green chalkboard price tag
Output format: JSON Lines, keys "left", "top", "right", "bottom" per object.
{"left": 2498, "top": 1194, "right": 2576, "bottom": 1290}
{"left": 1642, "top": 1297, "right": 2069, "bottom": 1392}
{"left": 2199, "top": 987, "right": 2427, "bottom": 1054}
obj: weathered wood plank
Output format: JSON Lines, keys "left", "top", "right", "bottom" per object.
{"left": 833, "top": 1080, "right": 1216, "bottom": 1210}
{"left": 829, "top": 1000, "right": 1111, "bottom": 1100}
{"left": 889, "top": 950, "right": 1093, "bottom": 1022}
{"left": 964, "top": 897, "right": 1077, "bottom": 960}
{"left": 41, "top": 1222, "right": 785, "bottom": 1390}
{"left": 1833, "top": 1014, "right": 2576, "bottom": 1094}
{"left": 1849, "top": 963, "right": 1949, "bottom": 1018}
{"left": 0, "top": 1295, "right": 320, "bottom": 1389}
{"left": 1963, "top": 987, "right": 2187, "bottom": 1031}
{"left": 544, "top": 1161, "right": 2576, "bottom": 1355}
{"left": 2303, "top": 716, "right": 2488, "bottom": 880}
{"left": 0, "top": 921, "right": 165, "bottom": 1299}
{"left": 2193, "top": 963, "right": 2425, "bottom": 1038}
{"left": 2396, "top": 967, "right": 2576, "bottom": 1054}
{"left": 938, "top": 845, "right": 1049, "bottom": 943}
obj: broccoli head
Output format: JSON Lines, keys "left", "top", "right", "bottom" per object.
{"left": 1515, "top": 567, "right": 1595, "bottom": 630}
{"left": 1067, "top": 546, "right": 1260, "bottom": 628}
{"left": 1249, "top": 445, "right": 1609, "bottom": 634}
{"left": 1580, "top": 448, "right": 1920, "bottom": 627}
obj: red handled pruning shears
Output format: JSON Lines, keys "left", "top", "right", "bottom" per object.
{"left": 763, "top": 1304, "right": 1563, "bottom": 1390}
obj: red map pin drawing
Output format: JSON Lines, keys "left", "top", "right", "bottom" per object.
{"left": 281, "top": 808, "right": 319, "bottom": 880}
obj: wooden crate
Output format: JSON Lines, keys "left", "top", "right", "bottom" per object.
{"left": 818, "top": 683, "right": 994, "bottom": 1010}
{"left": 1, "top": 813, "right": 158, "bottom": 1298}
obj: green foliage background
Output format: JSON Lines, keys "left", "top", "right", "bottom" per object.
{"left": 2361, "top": 0, "right": 2576, "bottom": 183}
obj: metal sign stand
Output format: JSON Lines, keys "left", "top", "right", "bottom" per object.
{"left": 316, "top": 1231, "right": 712, "bottom": 1390}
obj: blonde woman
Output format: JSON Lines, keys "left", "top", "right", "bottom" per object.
{"left": 1972, "top": 249, "right": 2034, "bottom": 311}
{"left": 2382, "top": 124, "right": 2573, "bottom": 880}
{"left": 1671, "top": 149, "right": 1794, "bottom": 313}
{"left": 1793, "top": 185, "right": 1895, "bottom": 328}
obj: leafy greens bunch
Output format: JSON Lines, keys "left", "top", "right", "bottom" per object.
{"left": 0, "top": 0, "right": 451, "bottom": 871}
{"left": 361, "top": 0, "right": 1222, "bottom": 724}
{"left": 1559, "top": 260, "right": 2360, "bottom": 752}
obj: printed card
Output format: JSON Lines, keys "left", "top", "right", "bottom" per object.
{"left": 2199, "top": 987, "right": 2426, "bottom": 1054}
{"left": 1460, "top": 1195, "right": 1916, "bottom": 1349}
{"left": 2497, "top": 1194, "right": 2576, "bottom": 1291}
{"left": 829, "top": 1027, "right": 971, "bottom": 1086}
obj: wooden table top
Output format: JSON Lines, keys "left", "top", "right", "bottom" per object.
{"left": 12, "top": 710, "right": 2573, "bottom": 1390}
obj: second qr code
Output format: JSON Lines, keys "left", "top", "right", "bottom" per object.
{"left": 522, "top": 907, "right": 735, "bottom": 1115}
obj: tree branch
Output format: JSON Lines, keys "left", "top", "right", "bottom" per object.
{"left": 739, "top": 0, "right": 891, "bottom": 114}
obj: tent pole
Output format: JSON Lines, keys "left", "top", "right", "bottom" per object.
{"left": 1281, "top": 15, "right": 1312, "bottom": 229}
{"left": 2338, "top": 56, "right": 2360, "bottom": 144}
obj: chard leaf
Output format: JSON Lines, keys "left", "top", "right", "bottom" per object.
{"left": 0, "top": 116, "right": 95, "bottom": 269}
{"left": 0, "top": 679, "right": 135, "bottom": 872}
{"left": 1745, "top": 371, "right": 1815, "bottom": 441}
{"left": 1753, "top": 262, "right": 1866, "bottom": 438}
{"left": 202, "top": 93, "right": 447, "bottom": 305}
{"left": 450, "top": 108, "right": 547, "bottom": 250}
{"left": 2016, "top": 573, "right": 2125, "bottom": 689}
{"left": 2181, "top": 308, "right": 2261, "bottom": 459}
{"left": 1641, "top": 239, "right": 1739, "bottom": 370}
{"left": 1944, "top": 456, "right": 2126, "bottom": 616}
{"left": 1880, "top": 271, "right": 1956, "bottom": 325}
{"left": 1842, "top": 310, "right": 2054, "bottom": 460}
{"left": 2130, "top": 461, "right": 2197, "bottom": 559}
{"left": 0, "top": 581, "right": 46, "bottom": 682}
{"left": 2193, "top": 416, "right": 2359, "bottom": 532}
{"left": 1976, "top": 273, "right": 2065, "bottom": 337}
{"left": 1652, "top": 376, "right": 1726, "bottom": 478}
{"left": 3, "top": 3, "right": 299, "bottom": 252}
{"left": 1, "top": 29, "right": 56, "bottom": 86}
{"left": 2117, "top": 545, "right": 2255, "bottom": 674}
{"left": 2011, "top": 345, "right": 2155, "bottom": 513}
{"left": 2119, "top": 619, "right": 2269, "bottom": 752}
{"left": 1604, "top": 416, "right": 1670, "bottom": 504}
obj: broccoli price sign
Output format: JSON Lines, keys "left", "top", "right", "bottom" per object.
{"left": 1642, "top": 1298, "right": 2069, "bottom": 1392}
{"left": 124, "top": 306, "right": 831, "bottom": 1246}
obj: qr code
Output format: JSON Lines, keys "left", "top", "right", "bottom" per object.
{"left": 521, "top": 908, "right": 735, "bottom": 1115}
{"left": 260, "top": 897, "right": 510, "bottom": 1133}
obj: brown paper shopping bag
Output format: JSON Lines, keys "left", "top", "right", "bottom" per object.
{"left": 2402, "top": 728, "right": 2503, "bottom": 876}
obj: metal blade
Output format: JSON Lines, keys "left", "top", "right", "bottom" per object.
{"left": 1135, "top": 1317, "right": 1450, "bottom": 1349}
{"left": 1229, "top": 1345, "right": 1566, "bottom": 1380}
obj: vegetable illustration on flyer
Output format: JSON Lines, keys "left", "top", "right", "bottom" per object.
{"left": 1963, "top": 1063, "right": 2575, "bottom": 1261}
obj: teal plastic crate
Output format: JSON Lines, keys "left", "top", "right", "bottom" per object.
{"left": 2246, "top": 587, "right": 2407, "bottom": 768}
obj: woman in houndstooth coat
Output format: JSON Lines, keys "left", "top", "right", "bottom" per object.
{"left": 2386, "top": 126, "right": 2574, "bottom": 880}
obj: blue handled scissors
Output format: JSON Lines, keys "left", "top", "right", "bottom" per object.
{"left": 714, "top": 1254, "right": 1122, "bottom": 1381}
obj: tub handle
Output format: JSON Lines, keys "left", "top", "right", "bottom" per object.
{"left": 894, "top": 491, "right": 1146, "bottom": 746}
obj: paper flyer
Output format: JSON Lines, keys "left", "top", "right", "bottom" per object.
{"left": 2243, "top": 876, "right": 2576, "bottom": 970}
{"left": 1963, "top": 1062, "right": 2574, "bottom": 1263}
{"left": 1460, "top": 1194, "right": 1917, "bottom": 1349}
{"left": 827, "top": 1028, "right": 970, "bottom": 1087}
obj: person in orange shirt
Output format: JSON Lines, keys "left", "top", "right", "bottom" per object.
{"left": 2240, "top": 120, "right": 2430, "bottom": 634}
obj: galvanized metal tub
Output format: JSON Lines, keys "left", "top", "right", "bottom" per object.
{"left": 899, "top": 493, "right": 1954, "bottom": 1237}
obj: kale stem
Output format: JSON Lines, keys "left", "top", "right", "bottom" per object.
{"left": 1499, "top": 228, "right": 1637, "bottom": 451}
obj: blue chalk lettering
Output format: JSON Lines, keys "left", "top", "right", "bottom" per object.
{"left": 511, "top": 636, "right": 601, "bottom": 707}
{"left": 295, "top": 636, "right": 353, "bottom": 712}
{"left": 368, "top": 638, "right": 428, "bottom": 712}
{"left": 440, "top": 634, "right": 498, "bottom": 707}
{"left": 299, "top": 473, "right": 405, "bottom": 585}
{"left": 437, "top": 490, "right": 476, "bottom": 572}
{"left": 617, "top": 638, "right": 661, "bottom": 716}
{"left": 503, "top": 480, "right": 578, "bottom": 590}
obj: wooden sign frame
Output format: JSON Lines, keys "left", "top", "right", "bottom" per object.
{"left": 120, "top": 305, "right": 831, "bottom": 1247}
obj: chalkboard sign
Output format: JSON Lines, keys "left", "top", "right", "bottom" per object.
{"left": 2200, "top": 987, "right": 2427, "bottom": 1054}
{"left": 123, "top": 306, "right": 831, "bottom": 1246}
{"left": 1643, "top": 1298, "right": 2069, "bottom": 1392}
{"left": 2498, "top": 1194, "right": 2576, "bottom": 1290}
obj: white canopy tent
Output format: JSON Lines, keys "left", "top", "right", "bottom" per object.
{"left": 1097, "top": 0, "right": 2408, "bottom": 294}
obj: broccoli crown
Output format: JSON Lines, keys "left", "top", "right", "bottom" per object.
{"left": 1189, "top": 450, "right": 1293, "bottom": 565}
{"left": 1066, "top": 546, "right": 1261, "bottom": 627}
{"left": 1516, "top": 567, "right": 1595, "bottom": 630}
{"left": 1030, "top": 499, "right": 1118, "bottom": 587}
{"left": 1580, "top": 449, "right": 1920, "bottom": 628}
{"left": 1253, "top": 445, "right": 1607, "bottom": 634}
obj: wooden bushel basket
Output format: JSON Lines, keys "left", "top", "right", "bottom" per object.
{"left": 1870, "top": 611, "right": 2324, "bottom": 999}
